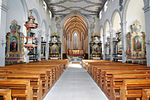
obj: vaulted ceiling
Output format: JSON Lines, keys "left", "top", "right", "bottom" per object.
{"left": 63, "top": 14, "right": 88, "bottom": 38}
{"left": 44, "top": 0, "right": 107, "bottom": 16}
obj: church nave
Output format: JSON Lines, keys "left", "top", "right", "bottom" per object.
{"left": 44, "top": 64, "right": 108, "bottom": 100}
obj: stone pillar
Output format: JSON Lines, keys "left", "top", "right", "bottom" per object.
{"left": 110, "top": 29, "right": 114, "bottom": 61}
{"left": 143, "top": 0, "right": 150, "bottom": 66}
{"left": 45, "top": 33, "right": 49, "bottom": 60}
{"left": 37, "top": 30, "right": 41, "bottom": 61}
{"left": 120, "top": 21, "right": 127, "bottom": 63}
{"left": 102, "top": 33, "right": 106, "bottom": 60}
{"left": 0, "top": 0, "right": 8, "bottom": 66}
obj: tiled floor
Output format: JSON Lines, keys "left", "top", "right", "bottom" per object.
{"left": 43, "top": 64, "right": 108, "bottom": 100}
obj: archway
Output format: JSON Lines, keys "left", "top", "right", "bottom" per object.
{"left": 63, "top": 14, "right": 88, "bottom": 58}
{"left": 111, "top": 11, "right": 122, "bottom": 61}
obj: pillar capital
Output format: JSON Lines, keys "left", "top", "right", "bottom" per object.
{"left": 0, "top": 0, "right": 8, "bottom": 12}
{"left": 143, "top": 0, "right": 150, "bottom": 12}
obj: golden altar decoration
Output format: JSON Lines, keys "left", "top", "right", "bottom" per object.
{"left": 90, "top": 33, "right": 102, "bottom": 59}
{"left": 49, "top": 32, "right": 61, "bottom": 59}
{"left": 126, "top": 20, "right": 146, "bottom": 64}
{"left": 68, "top": 49, "right": 84, "bottom": 56}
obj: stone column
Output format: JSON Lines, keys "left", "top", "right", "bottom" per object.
{"left": 0, "top": 0, "right": 8, "bottom": 66}
{"left": 45, "top": 33, "right": 49, "bottom": 60}
{"left": 143, "top": 0, "right": 150, "bottom": 66}
{"left": 110, "top": 28, "right": 114, "bottom": 61}
{"left": 102, "top": 33, "right": 106, "bottom": 60}
{"left": 37, "top": 30, "right": 41, "bottom": 61}
{"left": 120, "top": 21, "right": 127, "bottom": 63}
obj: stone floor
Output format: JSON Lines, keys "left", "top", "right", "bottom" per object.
{"left": 43, "top": 64, "right": 108, "bottom": 100}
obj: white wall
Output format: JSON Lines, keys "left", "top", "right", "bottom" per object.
{"left": 126, "top": 0, "right": 145, "bottom": 33}
{"left": 6, "top": 0, "right": 26, "bottom": 33}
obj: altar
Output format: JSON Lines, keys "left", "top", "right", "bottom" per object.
{"left": 68, "top": 49, "right": 84, "bottom": 63}
{"left": 68, "top": 49, "right": 84, "bottom": 57}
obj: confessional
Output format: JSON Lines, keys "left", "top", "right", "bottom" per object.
{"left": 126, "top": 20, "right": 146, "bottom": 64}
{"left": 5, "top": 20, "right": 24, "bottom": 64}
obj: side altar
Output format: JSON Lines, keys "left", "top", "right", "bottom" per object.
{"left": 126, "top": 20, "right": 146, "bottom": 64}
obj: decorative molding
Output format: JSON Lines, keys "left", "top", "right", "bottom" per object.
{"left": 44, "top": 0, "right": 106, "bottom": 16}
{"left": 143, "top": 0, "right": 150, "bottom": 12}
{"left": 0, "top": 4, "right": 8, "bottom": 12}
{"left": 119, "top": 0, "right": 123, "bottom": 11}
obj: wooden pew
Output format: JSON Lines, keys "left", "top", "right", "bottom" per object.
{"left": 142, "top": 89, "right": 150, "bottom": 100}
{"left": 0, "top": 67, "right": 51, "bottom": 95}
{"left": 103, "top": 70, "right": 150, "bottom": 97}
{"left": 0, "top": 89, "right": 11, "bottom": 100}
{"left": 93, "top": 66, "right": 150, "bottom": 88}
{"left": 0, "top": 73, "right": 42, "bottom": 100}
{"left": 109, "top": 74, "right": 150, "bottom": 100}
{"left": 120, "top": 79, "right": 150, "bottom": 100}
{"left": 0, "top": 79, "right": 32, "bottom": 100}
{"left": 0, "top": 60, "right": 67, "bottom": 100}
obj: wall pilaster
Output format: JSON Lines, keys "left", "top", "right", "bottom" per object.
{"left": 143, "top": 0, "right": 150, "bottom": 66}
{"left": 0, "top": 0, "right": 8, "bottom": 66}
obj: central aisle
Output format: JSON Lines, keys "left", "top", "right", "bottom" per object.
{"left": 44, "top": 64, "right": 108, "bottom": 100}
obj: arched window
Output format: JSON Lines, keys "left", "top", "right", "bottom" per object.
{"left": 73, "top": 32, "right": 78, "bottom": 49}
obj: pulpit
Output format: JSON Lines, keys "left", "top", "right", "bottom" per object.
{"left": 24, "top": 10, "right": 38, "bottom": 61}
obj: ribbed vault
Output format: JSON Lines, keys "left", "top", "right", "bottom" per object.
{"left": 63, "top": 14, "right": 88, "bottom": 53}
{"left": 63, "top": 14, "right": 88, "bottom": 37}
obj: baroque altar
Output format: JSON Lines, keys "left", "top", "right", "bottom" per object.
{"left": 126, "top": 20, "right": 146, "bottom": 64}
{"left": 5, "top": 20, "right": 24, "bottom": 64}
{"left": 90, "top": 33, "right": 102, "bottom": 59}
{"left": 49, "top": 32, "right": 61, "bottom": 59}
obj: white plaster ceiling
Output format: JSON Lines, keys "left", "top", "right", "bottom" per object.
{"left": 44, "top": 0, "right": 107, "bottom": 16}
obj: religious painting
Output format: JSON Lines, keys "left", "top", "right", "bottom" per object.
{"left": 133, "top": 36, "right": 142, "bottom": 51}
{"left": 11, "top": 25, "right": 17, "bottom": 33}
{"left": 51, "top": 44, "right": 59, "bottom": 53}
{"left": 10, "top": 36, "right": 18, "bottom": 52}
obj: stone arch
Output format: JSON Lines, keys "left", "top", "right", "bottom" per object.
{"left": 122, "top": 0, "right": 145, "bottom": 32}
{"left": 62, "top": 14, "right": 89, "bottom": 54}
{"left": 111, "top": 10, "right": 121, "bottom": 35}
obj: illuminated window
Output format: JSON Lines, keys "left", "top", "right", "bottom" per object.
{"left": 74, "top": 32, "right": 78, "bottom": 49}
